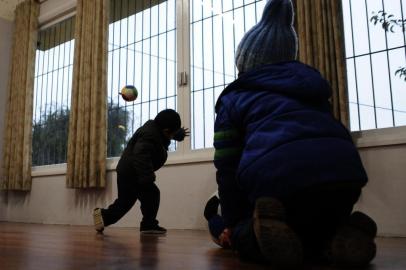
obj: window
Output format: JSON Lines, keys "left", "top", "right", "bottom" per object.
{"left": 32, "top": 17, "right": 75, "bottom": 166}
{"left": 107, "top": 0, "right": 177, "bottom": 156}
{"left": 32, "top": 0, "right": 269, "bottom": 166}
{"left": 342, "top": 0, "right": 406, "bottom": 131}
{"left": 190, "top": 0, "right": 266, "bottom": 149}
{"left": 107, "top": 0, "right": 267, "bottom": 154}
{"left": 30, "top": 0, "right": 279, "bottom": 167}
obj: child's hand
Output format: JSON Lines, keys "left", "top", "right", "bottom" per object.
{"left": 173, "top": 127, "right": 190, "bottom": 142}
{"left": 219, "top": 228, "right": 232, "bottom": 248}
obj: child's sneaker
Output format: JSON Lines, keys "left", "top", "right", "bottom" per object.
{"left": 253, "top": 197, "right": 303, "bottom": 269}
{"left": 93, "top": 208, "right": 104, "bottom": 233}
{"left": 140, "top": 224, "right": 167, "bottom": 235}
{"left": 327, "top": 211, "right": 377, "bottom": 267}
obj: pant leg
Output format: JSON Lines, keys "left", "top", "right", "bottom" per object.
{"left": 282, "top": 183, "right": 362, "bottom": 259}
{"left": 137, "top": 182, "right": 160, "bottom": 227}
{"left": 208, "top": 215, "right": 226, "bottom": 239}
{"left": 102, "top": 173, "right": 138, "bottom": 226}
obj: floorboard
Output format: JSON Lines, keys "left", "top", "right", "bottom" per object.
{"left": 0, "top": 222, "right": 405, "bottom": 270}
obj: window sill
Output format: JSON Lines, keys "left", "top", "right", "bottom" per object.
{"left": 352, "top": 126, "right": 406, "bottom": 148}
{"left": 31, "top": 163, "right": 67, "bottom": 177}
{"left": 31, "top": 150, "right": 214, "bottom": 178}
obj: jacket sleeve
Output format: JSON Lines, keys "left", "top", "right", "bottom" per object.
{"left": 214, "top": 101, "right": 248, "bottom": 227}
{"left": 131, "top": 138, "right": 156, "bottom": 184}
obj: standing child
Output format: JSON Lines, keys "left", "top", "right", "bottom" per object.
{"left": 93, "top": 109, "right": 188, "bottom": 234}
{"left": 213, "top": 0, "right": 377, "bottom": 268}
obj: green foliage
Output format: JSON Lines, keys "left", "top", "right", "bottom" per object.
{"left": 107, "top": 102, "right": 131, "bottom": 157}
{"left": 32, "top": 108, "right": 70, "bottom": 166}
{"left": 370, "top": 10, "right": 406, "bottom": 33}
{"left": 395, "top": 67, "right": 406, "bottom": 81}
{"left": 32, "top": 102, "right": 130, "bottom": 166}
{"left": 370, "top": 10, "right": 406, "bottom": 82}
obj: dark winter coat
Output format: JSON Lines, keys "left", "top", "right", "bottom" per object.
{"left": 213, "top": 61, "right": 368, "bottom": 227}
{"left": 116, "top": 120, "right": 170, "bottom": 184}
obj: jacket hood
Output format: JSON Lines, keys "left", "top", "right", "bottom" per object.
{"left": 216, "top": 61, "right": 331, "bottom": 111}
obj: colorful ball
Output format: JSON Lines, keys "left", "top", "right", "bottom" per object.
{"left": 120, "top": 85, "right": 138, "bottom": 102}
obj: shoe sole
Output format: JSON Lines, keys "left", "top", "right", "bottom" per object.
{"left": 253, "top": 197, "right": 303, "bottom": 269}
{"left": 140, "top": 230, "right": 167, "bottom": 235}
{"left": 331, "top": 226, "right": 376, "bottom": 267}
{"left": 93, "top": 208, "right": 104, "bottom": 233}
{"left": 330, "top": 212, "right": 377, "bottom": 267}
{"left": 348, "top": 211, "right": 378, "bottom": 238}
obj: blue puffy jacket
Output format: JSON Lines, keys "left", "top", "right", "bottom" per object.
{"left": 213, "top": 61, "right": 368, "bottom": 227}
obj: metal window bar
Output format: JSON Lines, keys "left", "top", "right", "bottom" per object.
{"left": 346, "top": 45, "right": 406, "bottom": 59}
{"left": 402, "top": 0, "right": 406, "bottom": 53}
{"left": 398, "top": 0, "right": 406, "bottom": 126}
{"left": 201, "top": 0, "right": 206, "bottom": 148}
{"left": 347, "top": 0, "right": 361, "bottom": 131}
{"left": 231, "top": 0, "right": 236, "bottom": 79}
{"left": 211, "top": 0, "right": 215, "bottom": 126}
{"left": 364, "top": 0, "right": 378, "bottom": 129}
{"left": 118, "top": 0, "right": 122, "bottom": 122}
{"left": 60, "top": 19, "right": 67, "bottom": 162}
{"left": 381, "top": 0, "right": 396, "bottom": 127}
{"left": 157, "top": 0, "right": 160, "bottom": 118}
{"left": 165, "top": 0, "right": 169, "bottom": 109}
{"left": 132, "top": 0, "right": 136, "bottom": 135}
{"left": 125, "top": 0, "right": 130, "bottom": 141}
{"left": 148, "top": 0, "right": 152, "bottom": 120}
{"left": 350, "top": 102, "right": 406, "bottom": 115}
{"left": 140, "top": 2, "right": 144, "bottom": 131}
{"left": 191, "top": 0, "right": 195, "bottom": 149}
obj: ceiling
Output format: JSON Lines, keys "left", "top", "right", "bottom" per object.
{"left": 0, "top": 0, "right": 49, "bottom": 21}
{"left": 0, "top": 0, "right": 25, "bottom": 21}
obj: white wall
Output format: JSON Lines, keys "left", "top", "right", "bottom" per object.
{"left": 0, "top": 162, "right": 217, "bottom": 230}
{"left": 355, "top": 144, "right": 406, "bottom": 237}
{"left": 1, "top": 143, "right": 406, "bottom": 235}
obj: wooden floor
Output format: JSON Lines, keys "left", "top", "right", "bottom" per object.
{"left": 1, "top": 222, "right": 405, "bottom": 270}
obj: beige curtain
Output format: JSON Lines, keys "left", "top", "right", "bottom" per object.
{"left": 1, "top": 0, "right": 39, "bottom": 191}
{"left": 67, "top": 0, "right": 109, "bottom": 188}
{"left": 294, "top": 0, "right": 349, "bottom": 127}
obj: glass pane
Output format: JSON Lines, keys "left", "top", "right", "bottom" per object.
{"left": 342, "top": 0, "right": 354, "bottom": 57}
{"left": 355, "top": 56, "right": 375, "bottom": 116}
{"left": 342, "top": 0, "right": 406, "bottom": 131}
{"left": 383, "top": 0, "right": 405, "bottom": 49}
{"left": 107, "top": 0, "right": 177, "bottom": 157}
{"left": 190, "top": 0, "right": 267, "bottom": 149}
{"left": 346, "top": 58, "right": 358, "bottom": 104}
{"left": 359, "top": 105, "right": 376, "bottom": 130}
{"left": 367, "top": 0, "right": 386, "bottom": 53}
{"left": 389, "top": 48, "right": 406, "bottom": 127}
{"left": 354, "top": 55, "right": 377, "bottom": 129}
{"left": 376, "top": 108, "right": 394, "bottom": 129}
{"left": 371, "top": 52, "right": 393, "bottom": 124}
{"left": 349, "top": 102, "right": 360, "bottom": 131}
{"left": 350, "top": 0, "right": 370, "bottom": 56}
{"left": 32, "top": 17, "right": 75, "bottom": 166}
